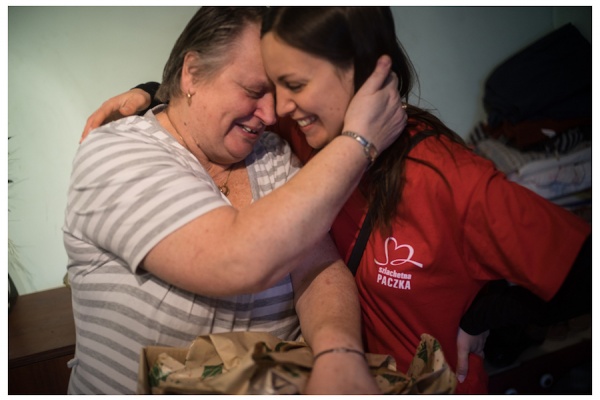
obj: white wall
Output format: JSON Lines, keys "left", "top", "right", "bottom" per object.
{"left": 8, "top": 6, "right": 200, "bottom": 294}
{"left": 7, "top": 6, "right": 592, "bottom": 294}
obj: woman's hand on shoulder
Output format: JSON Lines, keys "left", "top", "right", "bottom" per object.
{"left": 343, "top": 55, "right": 407, "bottom": 154}
{"left": 81, "top": 88, "right": 151, "bottom": 142}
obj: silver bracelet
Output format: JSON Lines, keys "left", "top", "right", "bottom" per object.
{"left": 312, "top": 347, "right": 366, "bottom": 363}
{"left": 341, "top": 131, "right": 378, "bottom": 167}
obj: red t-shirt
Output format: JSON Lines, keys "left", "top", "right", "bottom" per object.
{"left": 273, "top": 118, "right": 591, "bottom": 394}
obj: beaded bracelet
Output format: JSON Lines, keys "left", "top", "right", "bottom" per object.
{"left": 312, "top": 347, "right": 366, "bottom": 363}
{"left": 341, "top": 131, "right": 378, "bottom": 168}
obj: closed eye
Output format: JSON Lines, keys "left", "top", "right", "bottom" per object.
{"left": 284, "top": 82, "right": 304, "bottom": 92}
{"left": 245, "top": 88, "right": 265, "bottom": 99}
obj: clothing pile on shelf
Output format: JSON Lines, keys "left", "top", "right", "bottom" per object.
{"left": 468, "top": 123, "right": 591, "bottom": 222}
{"left": 467, "top": 22, "right": 592, "bottom": 223}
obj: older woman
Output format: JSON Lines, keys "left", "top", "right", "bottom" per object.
{"left": 64, "top": 7, "right": 406, "bottom": 394}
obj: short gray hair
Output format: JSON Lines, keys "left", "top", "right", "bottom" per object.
{"left": 156, "top": 6, "right": 266, "bottom": 102}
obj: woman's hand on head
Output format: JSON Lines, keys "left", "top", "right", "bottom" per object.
{"left": 343, "top": 55, "right": 407, "bottom": 153}
{"left": 81, "top": 88, "right": 151, "bottom": 142}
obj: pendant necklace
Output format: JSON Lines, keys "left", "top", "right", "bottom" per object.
{"left": 218, "top": 168, "right": 234, "bottom": 196}
{"left": 165, "top": 108, "right": 234, "bottom": 196}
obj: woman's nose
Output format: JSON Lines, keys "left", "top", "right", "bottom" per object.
{"left": 275, "top": 90, "right": 296, "bottom": 117}
{"left": 255, "top": 92, "right": 277, "bottom": 126}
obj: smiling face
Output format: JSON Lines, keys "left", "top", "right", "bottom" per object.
{"left": 186, "top": 23, "right": 276, "bottom": 164}
{"left": 261, "top": 32, "right": 355, "bottom": 150}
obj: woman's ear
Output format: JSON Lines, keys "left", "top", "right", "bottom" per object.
{"left": 181, "top": 51, "right": 201, "bottom": 95}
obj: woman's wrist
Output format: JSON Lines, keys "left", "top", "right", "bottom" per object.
{"left": 313, "top": 347, "right": 366, "bottom": 363}
{"left": 340, "top": 131, "right": 378, "bottom": 168}
{"left": 132, "top": 81, "right": 160, "bottom": 100}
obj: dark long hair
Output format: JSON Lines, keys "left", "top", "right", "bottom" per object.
{"left": 262, "top": 6, "right": 467, "bottom": 232}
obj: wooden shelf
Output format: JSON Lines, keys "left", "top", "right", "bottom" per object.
{"left": 8, "top": 286, "right": 75, "bottom": 394}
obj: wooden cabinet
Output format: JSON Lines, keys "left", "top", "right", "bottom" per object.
{"left": 8, "top": 286, "right": 75, "bottom": 394}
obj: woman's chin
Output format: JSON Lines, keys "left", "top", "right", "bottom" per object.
{"left": 306, "top": 136, "right": 327, "bottom": 151}
{"left": 304, "top": 129, "right": 337, "bottom": 151}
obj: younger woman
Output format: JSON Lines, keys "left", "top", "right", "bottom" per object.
{"left": 258, "top": 7, "right": 590, "bottom": 394}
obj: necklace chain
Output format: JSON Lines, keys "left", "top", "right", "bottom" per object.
{"left": 218, "top": 168, "right": 234, "bottom": 196}
{"left": 164, "top": 108, "right": 234, "bottom": 196}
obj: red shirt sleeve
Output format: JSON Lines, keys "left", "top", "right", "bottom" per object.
{"left": 459, "top": 152, "right": 590, "bottom": 301}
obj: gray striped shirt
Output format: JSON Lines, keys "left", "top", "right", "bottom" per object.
{"left": 63, "top": 107, "right": 302, "bottom": 394}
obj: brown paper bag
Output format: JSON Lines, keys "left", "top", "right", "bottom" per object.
{"left": 146, "top": 331, "right": 456, "bottom": 394}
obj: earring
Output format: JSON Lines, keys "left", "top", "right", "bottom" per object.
{"left": 187, "top": 91, "right": 193, "bottom": 106}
